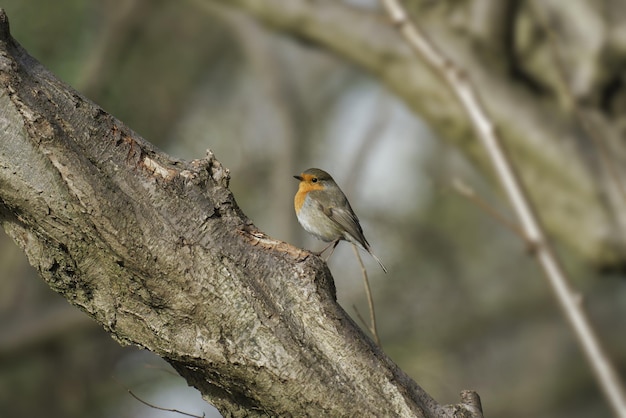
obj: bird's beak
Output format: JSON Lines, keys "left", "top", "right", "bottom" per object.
{"left": 293, "top": 175, "right": 303, "bottom": 181}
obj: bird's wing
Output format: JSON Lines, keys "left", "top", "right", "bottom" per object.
{"left": 324, "top": 205, "right": 370, "bottom": 250}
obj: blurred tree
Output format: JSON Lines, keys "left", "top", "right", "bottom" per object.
{"left": 215, "top": 0, "right": 626, "bottom": 268}
{"left": 1, "top": 0, "right": 625, "bottom": 417}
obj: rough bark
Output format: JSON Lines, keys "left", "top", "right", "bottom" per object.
{"left": 210, "top": 0, "right": 626, "bottom": 267}
{"left": 0, "top": 10, "right": 481, "bottom": 418}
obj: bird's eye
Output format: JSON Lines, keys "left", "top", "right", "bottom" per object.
{"left": 311, "top": 177, "right": 318, "bottom": 183}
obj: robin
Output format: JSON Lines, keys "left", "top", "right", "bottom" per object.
{"left": 293, "top": 168, "right": 387, "bottom": 273}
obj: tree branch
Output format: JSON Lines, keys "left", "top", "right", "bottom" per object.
{"left": 378, "top": 1, "right": 626, "bottom": 416}
{"left": 0, "top": 9, "right": 479, "bottom": 417}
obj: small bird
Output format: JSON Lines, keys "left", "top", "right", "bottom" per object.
{"left": 293, "top": 168, "right": 387, "bottom": 273}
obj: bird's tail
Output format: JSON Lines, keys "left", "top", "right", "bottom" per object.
{"left": 349, "top": 238, "right": 388, "bottom": 273}
{"left": 368, "top": 250, "right": 388, "bottom": 274}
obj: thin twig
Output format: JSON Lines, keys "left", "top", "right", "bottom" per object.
{"left": 352, "top": 304, "right": 371, "bottom": 335}
{"left": 352, "top": 244, "right": 381, "bottom": 347}
{"left": 128, "top": 390, "right": 206, "bottom": 418}
{"left": 452, "top": 178, "right": 529, "bottom": 244}
{"left": 113, "top": 376, "right": 205, "bottom": 418}
{"left": 379, "top": 1, "right": 626, "bottom": 417}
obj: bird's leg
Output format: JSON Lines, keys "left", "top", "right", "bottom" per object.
{"left": 313, "top": 239, "right": 340, "bottom": 257}
{"left": 323, "top": 240, "right": 341, "bottom": 261}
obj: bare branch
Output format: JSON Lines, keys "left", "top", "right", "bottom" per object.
{"left": 113, "top": 375, "right": 207, "bottom": 418}
{"left": 127, "top": 389, "right": 206, "bottom": 418}
{"left": 451, "top": 178, "right": 528, "bottom": 243}
{"left": 378, "top": 1, "right": 626, "bottom": 416}
{"left": 352, "top": 244, "right": 381, "bottom": 347}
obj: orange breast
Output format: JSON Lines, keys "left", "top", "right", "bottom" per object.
{"left": 294, "top": 181, "right": 324, "bottom": 212}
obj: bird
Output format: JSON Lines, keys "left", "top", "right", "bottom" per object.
{"left": 293, "top": 168, "right": 387, "bottom": 273}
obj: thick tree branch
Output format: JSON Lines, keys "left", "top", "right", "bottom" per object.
{"left": 0, "top": 10, "right": 479, "bottom": 418}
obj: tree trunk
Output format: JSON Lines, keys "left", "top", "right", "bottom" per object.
{"left": 0, "top": 10, "right": 481, "bottom": 418}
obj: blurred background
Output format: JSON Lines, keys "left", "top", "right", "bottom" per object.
{"left": 1, "top": 1, "right": 625, "bottom": 417}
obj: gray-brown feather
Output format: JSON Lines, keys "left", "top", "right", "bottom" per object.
{"left": 309, "top": 188, "right": 370, "bottom": 251}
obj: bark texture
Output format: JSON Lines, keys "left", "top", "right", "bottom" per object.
{"left": 0, "top": 10, "right": 481, "bottom": 418}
